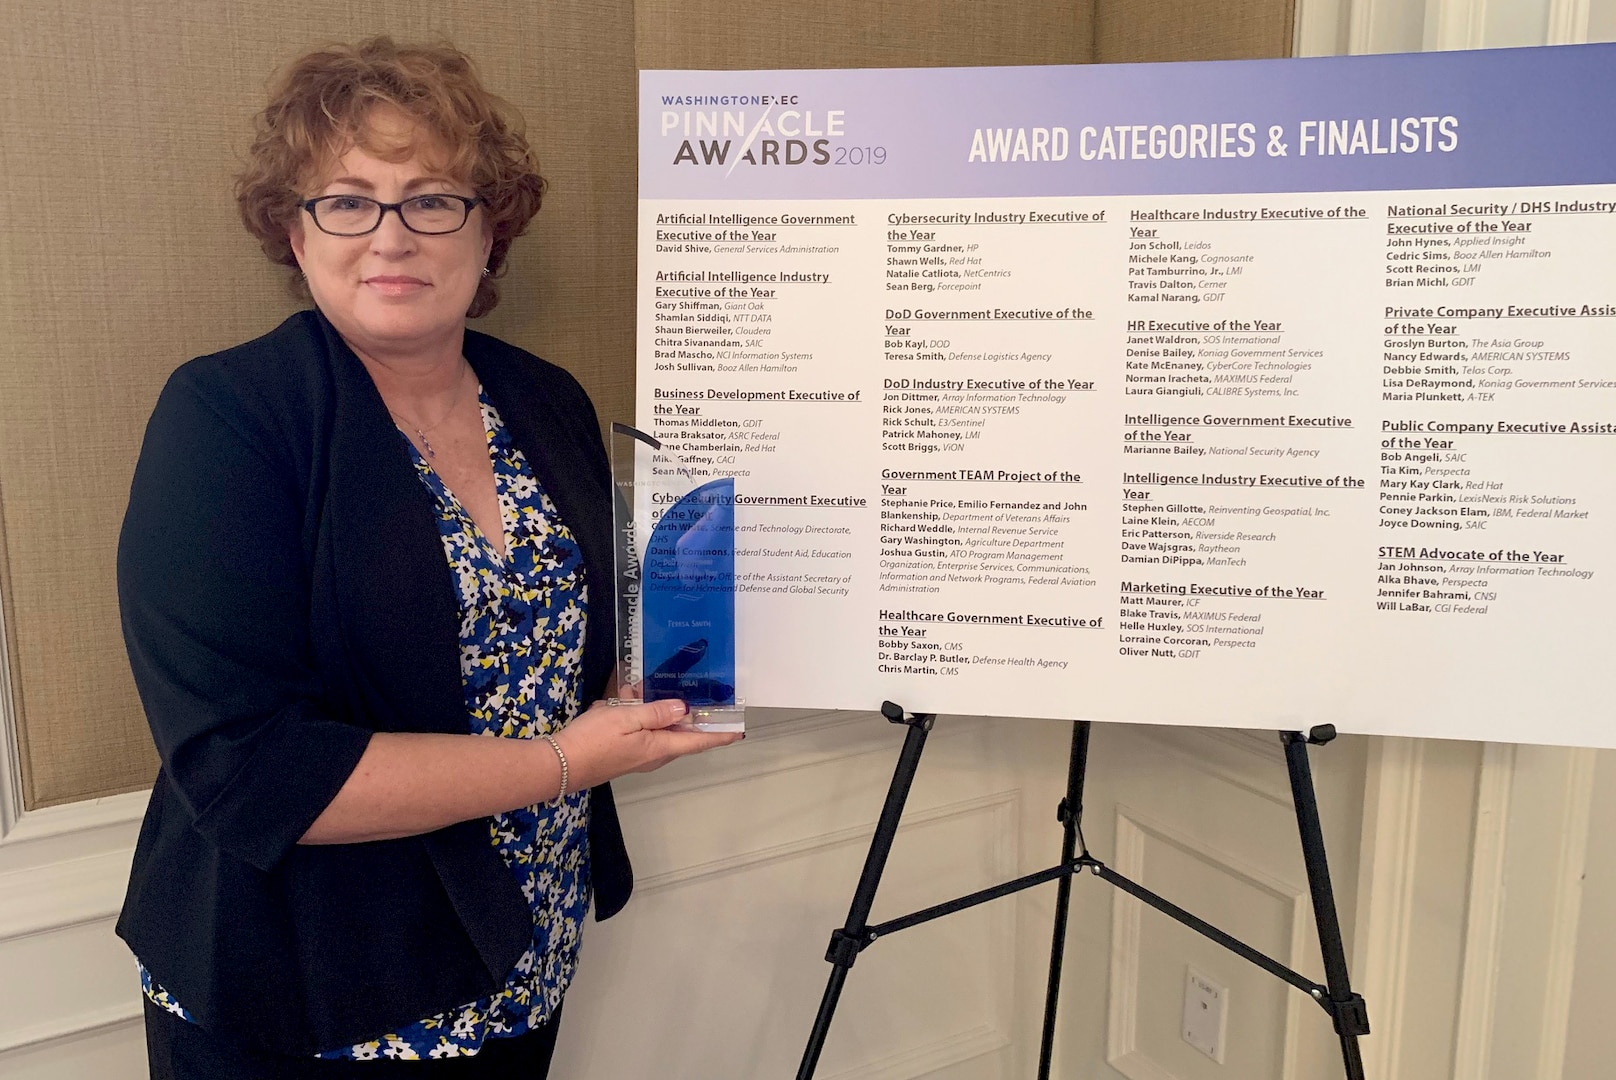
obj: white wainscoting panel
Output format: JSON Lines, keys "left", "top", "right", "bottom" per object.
{"left": 1351, "top": 736, "right": 1483, "bottom": 1080}
{"left": 0, "top": 514, "right": 146, "bottom": 1079}
{"left": 1348, "top": 735, "right": 1425, "bottom": 1080}
{"left": 1052, "top": 721, "right": 1367, "bottom": 1080}
{"left": 553, "top": 710, "right": 1073, "bottom": 1079}
{"left": 1562, "top": 749, "right": 1616, "bottom": 1079}
{"left": 1105, "top": 808, "right": 1308, "bottom": 1080}
{"left": 0, "top": 1020, "right": 149, "bottom": 1080}
{"left": 1481, "top": 743, "right": 1597, "bottom": 1080}
{"left": 1450, "top": 741, "right": 1515, "bottom": 1080}
{"left": 0, "top": 792, "right": 147, "bottom": 1079}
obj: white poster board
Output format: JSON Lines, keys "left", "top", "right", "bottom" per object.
{"left": 636, "top": 46, "right": 1616, "bottom": 747}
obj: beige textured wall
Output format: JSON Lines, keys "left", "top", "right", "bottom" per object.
{"left": 631, "top": 0, "right": 1297, "bottom": 70}
{"left": 634, "top": 0, "right": 1093, "bottom": 69}
{"left": 0, "top": 0, "right": 636, "bottom": 808}
{"left": 1, "top": 0, "right": 1292, "bottom": 808}
{"left": 1096, "top": 0, "right": 1294, "bottom": 62}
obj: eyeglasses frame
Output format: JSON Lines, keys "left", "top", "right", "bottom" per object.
{"left": 299, "top": 193, "right": 485, "bottom": 237}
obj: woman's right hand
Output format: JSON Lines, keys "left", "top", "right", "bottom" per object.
{"left": 551, "top": 698, "right": 742, "bottom": 791}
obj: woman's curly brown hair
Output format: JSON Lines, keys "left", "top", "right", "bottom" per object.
{"left": 236, "top": 37, "right": 544, "bottom": 318}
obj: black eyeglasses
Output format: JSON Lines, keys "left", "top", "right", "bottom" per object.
{"left": 300, "top": 193, "right": 484, "bottom": 237}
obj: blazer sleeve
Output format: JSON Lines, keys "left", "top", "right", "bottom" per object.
{"left": 118, "top": 365, "right": 372, "bottom": 873}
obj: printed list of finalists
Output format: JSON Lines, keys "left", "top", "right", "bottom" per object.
{"left": 638, "top": 188, "right": 1615, "bottom": 684}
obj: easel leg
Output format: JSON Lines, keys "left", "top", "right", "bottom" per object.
{"left": 797, "top": 716, "right": 1369, "bottom": 1080}
{"left": 1036, "top": 720, "right": 1090, "bottom": 1079}
{"left": 1282, "top": 728, "right": 1370, "bottom": 1080}
{"left": 796, "top": 704, "right": 934, "bottom": 1080}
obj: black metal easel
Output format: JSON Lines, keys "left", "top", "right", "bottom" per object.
{"left": 796, "top": 703, "right": 1370, "bottom": 1080}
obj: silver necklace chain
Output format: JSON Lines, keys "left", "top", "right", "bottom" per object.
{"left": 386, "top": 363, "right": 472, "bottom": 458}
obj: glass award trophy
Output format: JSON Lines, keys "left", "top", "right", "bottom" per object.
{"left": 610, "top": 422, "right": 745, "bottom": 732}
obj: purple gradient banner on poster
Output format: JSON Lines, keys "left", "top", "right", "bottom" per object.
{"left": 641, "top": 45, "right": 1616, "bottom": 200}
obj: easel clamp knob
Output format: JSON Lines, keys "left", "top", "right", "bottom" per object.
{"left": 825, "top": 927, "right": 871, "bottom": 967}
{"left": 1322, "top": 992, "right": 1371, "bottom": 1036}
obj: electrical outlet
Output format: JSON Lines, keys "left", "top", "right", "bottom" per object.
{"left": 1182, "top": 966, "right": 1228, "bottom": 1063}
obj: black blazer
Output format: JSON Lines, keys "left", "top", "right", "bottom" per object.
{"left": 115, "top": 309, "right": 631, "bottom": 1055}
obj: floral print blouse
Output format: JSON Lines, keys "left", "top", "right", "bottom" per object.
{"left": 140, "top": 389, "right": 593, "bottom": 1060}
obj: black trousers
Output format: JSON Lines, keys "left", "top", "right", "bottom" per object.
{"left": 144, "top": 999, "right": 563, "bottom": 1080}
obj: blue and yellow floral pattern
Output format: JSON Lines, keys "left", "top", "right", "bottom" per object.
{"left": 141, "top": 390, "right": 592, "bottom": 1060}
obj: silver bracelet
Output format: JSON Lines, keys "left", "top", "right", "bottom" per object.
{"left": 542, "top": 733, "right": 569, "bottom": 801}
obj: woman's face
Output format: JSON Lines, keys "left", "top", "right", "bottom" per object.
{"left": 289, "top": 112, "right": 492, "bottom": 361}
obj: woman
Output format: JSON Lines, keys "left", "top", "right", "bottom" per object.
{"left": 116, "top": 38, "right": 739, "bottom": 1078}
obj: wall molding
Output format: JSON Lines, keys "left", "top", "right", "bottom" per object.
{"left": 1151, "top": 725, "right": 1292, "bottom": 808}
{"left": 1446, "top": 743, "right": 1597, "bottom": 1080}
{"left": 0, "top": 845, "right": 135, "bottom": 944}
{"left": 1106, "top": 805, "right": 1309, "bottom": 1080}
{"left": 1529, "top": 746, "right": 1597, "bottom": 1080}
{"left": 825, "top": 1022, "right": 1007, "bottom": 1080}
{"left": 0, "top": 1001, "right": 143, "bottom": 1060}
{"left": 1451, "top": 741, "right": 1514, "bottom": 1079}
{"left": 634, "top": 788, "right": 1018, "bottom": 895}
{"left": 0, "top": 792, "right": 147, "bottom": 1066}
{"left": 0, "top": 533, "right": 146, "bottom": 925}
{"left": 742, "top": 706, "right": 856, "bottom": 736}
{"left": 631, "top": 786, "right": 1019, "bottom": 1080}
{"left": 1424, "top": 0, "right": 1490, "bottom": 50}
{"left": 0, "top": 549, "right": 148, "bottom": 1070}
{"left": 1293, "top": 0, "right": 1351, "bottom": 55}
{"left": 1346, "top": 0, "right": 1384, "bottom": 54}
{"left": 0, "top": 791, "right": 146, "bottom": 880}
{"left": 1348, "top": 735, "right": 1425, "bottom": 1080}
{"left": 614, "top": 708, "right": 983, "bottom": 808}
{"left": 1547, "top": 0, "right": 1592, "bottom": 43}
{"left": 0, "top": 790, "right": 148, "bottom": 848}
{"left": 0, "top": 554, "right": 22, "bottom": 838}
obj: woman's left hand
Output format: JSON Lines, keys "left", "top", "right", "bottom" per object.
{"left": 551, "top": 697, "right": 741, "bottom": 791}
